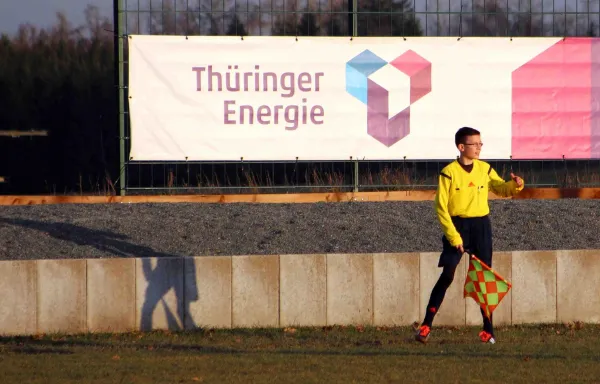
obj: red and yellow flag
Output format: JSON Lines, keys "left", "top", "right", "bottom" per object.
{"left": 463, "top": 254, "right": 512, "bottom": 319}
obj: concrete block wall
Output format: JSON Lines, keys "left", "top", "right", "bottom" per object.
{"left": 0, "top": 250, "right": 599, "bottom": 335}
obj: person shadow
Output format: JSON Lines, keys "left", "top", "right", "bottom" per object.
{"left": 0, "top": 217, "right": 199, "bottom": 331}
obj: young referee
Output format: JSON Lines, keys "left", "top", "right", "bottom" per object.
{"left": 415, "top": 127, "right": 524, "bottom": 344}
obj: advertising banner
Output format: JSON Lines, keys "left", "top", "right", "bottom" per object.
{"left": 128, "top": 35, "right": 600, "bottom": 161}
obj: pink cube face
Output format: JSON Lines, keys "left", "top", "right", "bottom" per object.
{"left": 390, "top": 50, "right": 432, "bottom": 104}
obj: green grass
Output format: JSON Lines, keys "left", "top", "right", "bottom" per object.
{"left": 0, "top": 323, "right": 598, "bottom": 383}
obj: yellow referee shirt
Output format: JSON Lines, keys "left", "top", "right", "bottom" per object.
{"left": 435, "top": 159, "right": 524, "bottom": 246}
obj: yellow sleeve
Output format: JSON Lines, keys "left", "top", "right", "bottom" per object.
{"left": 434, "top": 172, "right": 462, "bottom": 246}
{"left": 488, "top": 167, "right": 524, "bottom": 197}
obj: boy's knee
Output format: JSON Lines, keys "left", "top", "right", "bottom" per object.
{"left": 440, "top": 266, "right": 457, "bottom": 286}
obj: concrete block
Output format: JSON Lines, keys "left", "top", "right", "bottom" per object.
{"left": 185, "top": 256, "right": 232, "bottom": 329}
{"left": 37, "top": 259, "right": 86, "bottom": 334}
{"left": 512, "top": 250, "right": 557, "bottom": 324}
{"left": 466, "top": 252, "right": 513, "bottom": 326}
{"left": 0, "top": 261, "right": 36, "bottom": 335}
{"left": 327, "top": 253, "right": 373, "bottom": 325}
{"left": 136, "top": 257, "right": 185, "bottom": 331}
{"left": 419, "top": 252, "right": 466, "bottom": 326}
{"left": 87, "top": 258, "right": 136, "bottom": 333}
{"left": 373, "top": 253, "right": 419, "bottom": 326}
{"left": 280, "top": 254, "right": 326, "bottom": 327}
{"left": 557, "top": 250, "right": 600, "bottom": 323}
{"left": 232, "top": 255, "right": 279, "bottom": 327}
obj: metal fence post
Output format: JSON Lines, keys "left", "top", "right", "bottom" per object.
{"left": 352, "top": 0, "right": 358, "bottom": 193}
{"left": 114, "top": 0, "right": 126, "bottom": 196}
{"left": 352, "top": 0, "right": 358, "bottom": 37}
{"left": 354, "top": 158, "right": 359, "bottom": 193}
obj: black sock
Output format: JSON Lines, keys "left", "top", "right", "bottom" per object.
{"left": 482, "top": 310, "right": 494, "bottom": 335}
{"left": 422, "top": 265, "right": 456, "bottom": 327}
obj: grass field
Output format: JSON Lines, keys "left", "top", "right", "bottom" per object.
{"left": 0, "top": 323, "right": 598, "bottom": 383}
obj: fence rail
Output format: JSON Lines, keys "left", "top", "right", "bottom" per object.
{"left": 115, "top": 0, "right": 600, "bottom": 195}
{"left": 122, "top": 159, "right": 600, "bottom": 194}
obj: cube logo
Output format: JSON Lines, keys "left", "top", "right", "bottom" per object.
{"left": 346, "top": 49, "right": 432, "bottom": 147}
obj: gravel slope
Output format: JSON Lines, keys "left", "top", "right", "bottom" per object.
{"left": 1, "top": 199, "right": 599, "bottom": 260}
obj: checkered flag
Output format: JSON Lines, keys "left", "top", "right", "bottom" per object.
{"left": 463, "top": 253, "right": 512, "bottom": 319}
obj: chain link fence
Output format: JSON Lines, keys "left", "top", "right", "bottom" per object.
{"left": 114, "top": 0, "right": 600, "bottom": 194}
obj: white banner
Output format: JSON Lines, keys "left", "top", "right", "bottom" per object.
{"left": 128, "top": 36, "right": 600, "bottom": 161}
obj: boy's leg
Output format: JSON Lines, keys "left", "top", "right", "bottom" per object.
{"left": 472, "top": 216, "right": 494, "bottom": 338}
{"left": 415, "top": 217, "right": 466, "bottom": 343}
{"left": 422, "top": 261, "right": 459, "bottom": 327}
{"left": 481, "top": 309, "right": 493, "bottom": 335}
{"left": 421, "top": 230, "right": 465, "bottom": 328}
{"left": 415, "top": 259, "right": 460, "bottom": 343}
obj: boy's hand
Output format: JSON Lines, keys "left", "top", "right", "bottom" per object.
{"left": 510, "top": 172, "right": 524, "bottom": 187}
{"left": 456, "top": 244, "right": 464, "bottom": 253}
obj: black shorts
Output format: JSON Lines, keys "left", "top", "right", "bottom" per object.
{"left": 438, "top": 215, "right": 493, "bottom": 269}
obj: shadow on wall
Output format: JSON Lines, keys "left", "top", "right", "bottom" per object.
{"left": 0, "top": 217, "right": 199, "bottom": 331}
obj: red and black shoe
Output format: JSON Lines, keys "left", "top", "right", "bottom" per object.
{"left": 414, "top": 325, "right": 431, "bottom": 344}
{"left": 479, "top": 330, "right": 496, "bottom": 344}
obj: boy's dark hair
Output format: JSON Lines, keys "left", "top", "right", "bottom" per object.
{"left": 455, "top": 127, "right": 481, "bottom": 146}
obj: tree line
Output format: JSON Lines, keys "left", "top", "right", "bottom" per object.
{"left": 0, "top": 1, "right": 597, "bottom": 194}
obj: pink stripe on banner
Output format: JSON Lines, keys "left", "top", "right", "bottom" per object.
{"left": 592, "top": 39, "right": 600, "bottom": 158}
{"left": 512, "top": 39, "right": 592, "bottom": 159}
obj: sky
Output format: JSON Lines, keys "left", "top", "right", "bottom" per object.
{"left": 0, "top": 0, "right": 112, "bottom": 34}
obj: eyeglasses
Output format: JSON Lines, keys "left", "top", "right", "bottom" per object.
{"left": 464, "top": 142, "right": 483, "bottom": 148}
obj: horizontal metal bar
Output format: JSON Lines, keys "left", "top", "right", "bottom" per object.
{"left": 120, "top": 10, "right": 598, "bottom": 15}
{"left": 125, "top": 185, "right": 355, "bottom": 190}
{"left": 0, "top": 130, "right": 48, "bottom": 137}
{"left": 127, "top": 160, "right": 363, "bottom": 165}
{"left": 125, "top": 159, "right": 600, "bottom": 165}
{"left": 123, "top": 182, "right": 596, "bottom": 192}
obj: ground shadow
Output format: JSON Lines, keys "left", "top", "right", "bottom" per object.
{"left": 0, "top": 217, "right": 199, "bottom": 331}
{"left": 7, "top": 346, "right": 75, "bottom": 355}
{"left": 0, "top": 336, "right": 595, "bottom": 362}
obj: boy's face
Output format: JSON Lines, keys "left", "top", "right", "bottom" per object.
{"left": 458, "top": 134, "right": 482, "bottom": 159}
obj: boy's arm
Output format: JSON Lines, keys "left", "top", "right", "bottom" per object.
{"left": 435, "top": 172, "right": 462, "bottom": 247}
{"left": 488, "top": 167, "right": 525, "bottom": 197}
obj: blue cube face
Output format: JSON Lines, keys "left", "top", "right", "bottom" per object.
{"left": 346, "top": 50, "right": 387, "bottom": 77}
{"left": 345, "top": 64, "right": 368, "bottom": 104}
{"left": 345, "top": 50, "right": 387, "bottom": 105}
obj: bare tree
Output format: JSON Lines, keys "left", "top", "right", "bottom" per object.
{"left": 357, "top": 0, "right": 422, "bottom": 36}
{"left": 226, "top": 12, "right": 248, "bottom": 36}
